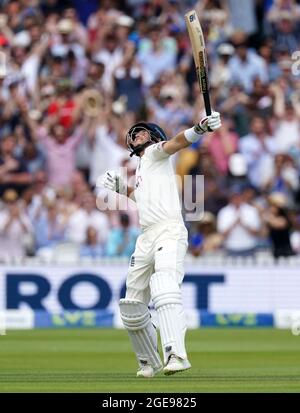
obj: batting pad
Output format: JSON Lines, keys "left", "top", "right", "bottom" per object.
{"left": 150, "top": 272, "right": 188, "bottom": 364}
{"left": 119, "top": 299, "right": 163, "bottom": 372}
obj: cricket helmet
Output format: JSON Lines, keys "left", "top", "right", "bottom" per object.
{"left": 126, "top": 122, "right": 167, "bottom": 157}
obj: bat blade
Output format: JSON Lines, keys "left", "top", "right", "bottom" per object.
{"left": 185, "top": 9, "right": 212, "bottom": 116}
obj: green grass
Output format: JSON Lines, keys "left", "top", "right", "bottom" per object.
{"left": 0, "top": 328, "right": 300, "bottom": 392}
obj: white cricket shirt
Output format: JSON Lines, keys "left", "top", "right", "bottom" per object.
{"left": 134, "top": 142, "right": 183, "bottom": 230}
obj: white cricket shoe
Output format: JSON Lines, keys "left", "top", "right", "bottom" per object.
{"left": 136, "top": 365, "right": 162, "bottom": 378}
{"left": 163, "top": 355, "right": 191, "bottom": 376}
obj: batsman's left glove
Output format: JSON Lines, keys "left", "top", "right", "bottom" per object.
{"left": 101, "top": 170, "right": 127, "bottom": 195}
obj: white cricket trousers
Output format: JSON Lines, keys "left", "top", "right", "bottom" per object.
{"left": 125, "top": 220, "right": 188, "bottom": 305}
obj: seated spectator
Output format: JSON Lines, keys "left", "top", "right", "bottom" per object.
{"left": 217, "top": 185, "right": 261, "bottom": 256}
{"left": 263, "top": 192, "right": 295, "bottom": 258}
{"left": 0, "top": 189, "right": 33, "bottom": 261}
{"left": 106, "top": 213, "right": 139, "bottom": 258}
{"left": 80, "top": 226, "right": 104, "bottom": 258}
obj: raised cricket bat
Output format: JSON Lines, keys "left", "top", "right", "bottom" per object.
{"left": 184, "top": 9, "right": 212, "bottom": 116}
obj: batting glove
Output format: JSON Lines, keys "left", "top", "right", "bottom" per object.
{"left": 196, "top": 111, "right": 221, "bottom": 133}
{"left": 101, "top": 170, "right": 127, "bottom": 195}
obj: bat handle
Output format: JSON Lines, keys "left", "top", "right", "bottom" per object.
{"left": 203, "top": 92, "right": 212, "bottom": 116}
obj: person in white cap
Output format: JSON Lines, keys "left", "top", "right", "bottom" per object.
{"left": 101, "top": 112, "right": 221, "bottom": 377}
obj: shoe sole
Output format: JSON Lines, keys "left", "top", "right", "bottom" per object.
{"left": 137, "top": 367, "right": 163, "bottom": 378}
{"left": 163, "top": 365, "right": 191, "bottom": 376}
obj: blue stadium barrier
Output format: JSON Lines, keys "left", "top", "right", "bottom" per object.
{"left": 32, "top": 310, "right": 274, "bottom": 329}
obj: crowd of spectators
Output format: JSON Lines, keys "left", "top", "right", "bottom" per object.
{"left": 0, "top": 0, "right": 300, "bottom": 261}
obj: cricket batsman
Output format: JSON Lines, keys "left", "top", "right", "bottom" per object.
{"left": 101, "top": 111, "right": 221, "bottom": 377}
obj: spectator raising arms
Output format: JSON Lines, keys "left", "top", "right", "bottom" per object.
{"left": 23, "top": 104, "right": 95, "bottom": 189}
